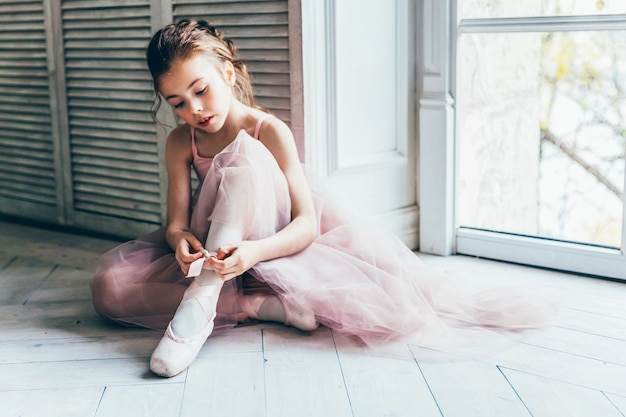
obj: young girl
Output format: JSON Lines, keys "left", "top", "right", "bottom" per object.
{"left": 91, "top": 19, "right": 557, "bottom": 378}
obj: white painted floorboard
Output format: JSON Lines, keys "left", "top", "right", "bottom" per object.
{"left": 1, "top": 219, "right": 626, "bottom": 417}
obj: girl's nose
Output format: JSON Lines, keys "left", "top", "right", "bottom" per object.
{"left": 191, "top": 99, "right": 203, "bottom": 114}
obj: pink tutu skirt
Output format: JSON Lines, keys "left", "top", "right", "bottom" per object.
{"left": 91, "top": 131, "right": 558, "bottom": 354}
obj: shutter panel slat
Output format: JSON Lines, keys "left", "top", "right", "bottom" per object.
{"left": 72, "top": 146, "right": 159, "bottom": 165}
{"left": 72, "top": 155, "right": 157, "bottom": 174}
{"left": 0, "top": 80, "right": 48, "bottom": 90}
{"left": 65, "top": 29, "right": 148, "bottom": 40}
{"left": 174, "top": 12, "right": 288, "bottom": 27}
{"left": 63, "top": 1, "right": 161, "bottom": 226}
{"left": 61, "top": 0, "right": 149, "bottom": 11}
{"left": 73, "top": 183, "right": 161, "bottom": 203}
{"left": 0, "top": 137, "right": 53, "bottom": 152}
{"left": 70, "top": 127, "right": 156, "bottom": 144}
{"left": 173, "top": 0, "right": 292, "bottom": 124}
{"left": 68, "top": 78, "right": 153, "bottom": 92}
{"left": 65, "top": 49, "right": 147, "bottom": 60}
{"left": 65, "top": 59, "right": 148, "bottom": 71}
{"left": 67, "top": 88, "right": 153, "bottom": 102}
{"left": 0, "top": 0, "right": 57, "bottom": 213}
{"left": 0, "top": 32, "right": 45, "bottom": 41}
{"left": 68, "top": 69, "right": 147, "bottom": 81}
{"left": 74, "top": 165, "right": 160, "bottom": 185}
{"left": 74, "top": 201, "right": 161, "bottom": 224}
{"left": 0, "top": 171, "right": 55, "bottom": 192}
{"left": 0, "top": 155, "right": 54, "bottom": 173}
{"left": 0, "top": 2, "right": 42, "bottom": 14}
{"left": 68, "top": 108, "right": 153, "bottom": 124}
{"left": 69, "top": 118, "right": 154, "bottom": 134}
{"left": 71, "top": 138, "right": 157, "bottom": 154}
{"left": 0, "top": 184, "right": 56, "bottom": 205}
{"left": 238, "top": 60, "right": 290, "bottom": 73}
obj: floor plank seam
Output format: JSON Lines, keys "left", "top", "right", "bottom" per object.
{"left": 0, "top": 355, "right": 155, "bottom": 365}
{"left": 330, "top": 330, "right": 355, "bottom": 417}
{"left": 603, "top": 391, "right": 626, "bottom": 417}
{"left": 519, "top": 340, "right": 626, "bottom": 367}
{"left": 497, "top": 365, "right": 534, "bottom": 417}
{"left": 497, "top": 365, "right": 623, "bottom": 396}
{"left": 261, "top": 327, "right": 268, "bottom": 417}
{"left": 0, "top": 356, "right": 153, "bottom": 366}
{"left": 0, "top": 254, "right": 17, "bottom": 270}
{"left": 177, "top": 368, "right": 189, "bottom": 417}
{"left": 565, "top": 307, "right": 626, "bottom": 321}
{"left": 22, "top": 263, "right": 59, "bottom": 306}
{"left": 554, "top": 324, "right": 626, "bottom": 342}
{"left": 93, "top": 386, "right": 106, "bottom": 417}
{"left": 411, "top": 354, "right": 444, "bottom": 417}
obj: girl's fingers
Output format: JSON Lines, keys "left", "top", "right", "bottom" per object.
{"left": 216, "top": 244, "right": 238, "bottom": 260}
{"left": 181, "top": 252, "right": 203, "bottom": 265}
{"left": 208, "top": 256, "right": 238, "bottom": 272}
{"left": 207, "top": 257, "right": 240, "bottom": 278}
{"left": 190, "top": 240, "right": 205, "bottom": 254}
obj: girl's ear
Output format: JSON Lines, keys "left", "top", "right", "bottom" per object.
{"left": 223, "top": 61, "right": 236, "bottom": 87}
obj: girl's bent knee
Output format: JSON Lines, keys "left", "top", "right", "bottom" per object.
{"left": 90, "top": 269, "right": 127, "bottom": 323}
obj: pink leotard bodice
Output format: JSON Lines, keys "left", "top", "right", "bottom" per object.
{"left": 191, "top": 115, "right": 272, "bottom": 181}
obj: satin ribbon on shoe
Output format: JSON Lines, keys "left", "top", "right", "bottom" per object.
{"left": 185, "top": 251, "right": 217, "bottom": 278}
{"left": 150, "top": 315, "right": 216, "bottom": 377}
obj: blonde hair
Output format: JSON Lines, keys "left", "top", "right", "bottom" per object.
{"left": 146, "top": 19, "right": 258, "bottom": 122}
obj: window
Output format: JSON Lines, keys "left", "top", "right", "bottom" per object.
{"left": 454, "top": 0, "right": 626, "bottom": 279}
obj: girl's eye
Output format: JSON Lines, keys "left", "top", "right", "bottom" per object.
{"left": 196, "top": 87, "right": 207, "bottom": 96}
{"left": 173, "top": 102, "right": 184, "bottom": 109}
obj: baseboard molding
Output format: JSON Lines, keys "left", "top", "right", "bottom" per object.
{"left": 368, "top": 205, "right": 420, "bottom": 250}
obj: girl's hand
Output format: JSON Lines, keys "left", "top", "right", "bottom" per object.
{"left": 173, "top": 231, "right": 208, "bottom": 276}
{"left": 207, "top": 241, "right": 261, "bottom": 281}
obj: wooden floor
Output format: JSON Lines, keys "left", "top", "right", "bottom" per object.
{"left": 1, "top": 219, "right": 626, "bottom": 417}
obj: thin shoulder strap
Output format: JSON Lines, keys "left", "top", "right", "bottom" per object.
{"left": 190, "top": 127, "right": 198, "bottom": 157}
{"left": 253, "top": 114, "right": 273, "bottom": 140}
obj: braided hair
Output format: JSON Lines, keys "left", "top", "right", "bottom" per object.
{"left": 146, "top": 19, "right": 258, "bottom": 122}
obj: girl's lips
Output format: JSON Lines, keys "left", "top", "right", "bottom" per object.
{"left": 198, "top": 116, "right": 213, "bottom": 127}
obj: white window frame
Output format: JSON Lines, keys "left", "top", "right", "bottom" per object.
{"left": 418, "top": 0, "right": 626, "bottom": 280}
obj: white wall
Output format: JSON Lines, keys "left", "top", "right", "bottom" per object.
{"left": 301, "top": 0, "right": 419, "bottom": 247}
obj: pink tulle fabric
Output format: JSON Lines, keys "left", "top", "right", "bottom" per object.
{"left": 91, "top": 128, "right": 558, "bottom": 355}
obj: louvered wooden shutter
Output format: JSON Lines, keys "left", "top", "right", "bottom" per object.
{"left": 61, "top": 0, "right": 164, "bottom": 237}
{"left": 0, "top": 1, "right": 60, "bottom": 221}
{"left": 0, "top": 0, "right": 300, "bottom": 238}
{"left": 173, "top": 0, "right": 292, "bottom": 125}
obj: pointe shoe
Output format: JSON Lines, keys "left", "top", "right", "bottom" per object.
{"left": 150, "top": 314, "right": 215, "bottom": 377}
{"left": 277, "top": 294, "right": 319, "bottom": 331}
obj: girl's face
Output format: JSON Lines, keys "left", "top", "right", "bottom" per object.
{"left": 158, "top": 54, "right": 235, "bottom": 132}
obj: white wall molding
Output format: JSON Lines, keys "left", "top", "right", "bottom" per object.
{"left": 301, "top": 0, "right": 334, "bottom": 176}
{"left": 422, "top": 0, "right": 444, "bottom": 76}
{"left": 418, "top": 0, "right": 456, "bottom": 255}
{"left": 371, "top": 205, "right": 420, "bottom": 249}
{"left": 395, "top": 0, "right": 410, "bottom": 159}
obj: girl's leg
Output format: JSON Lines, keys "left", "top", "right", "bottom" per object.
{"left": 239, "top": 287, "right": 319, "bottom": 332}
{"left": 91, "top": 229, "right": 189, "bottom": 330}
{"left": 232, "top": 237, "right": 318, "bottom": 331}
{"left": 150, "top": 221, "right": 243, "bottom": 377}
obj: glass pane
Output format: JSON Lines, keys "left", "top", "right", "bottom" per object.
{"left": 461, "top": 0, "right": 626, "bottom": 19}
{"left": 458, "top": 30, "right": 626, "bottom": 248}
